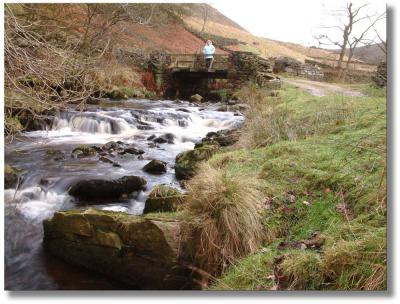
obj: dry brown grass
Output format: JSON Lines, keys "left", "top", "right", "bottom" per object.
{"left": 182, "top": 163, "right": 264, "bottom": 276}
{"left": 89, "top": 57, "right": 142, "bottom": 90}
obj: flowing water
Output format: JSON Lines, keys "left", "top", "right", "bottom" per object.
{"left": 4, "top": 98, "right": 243, "bottom": 290}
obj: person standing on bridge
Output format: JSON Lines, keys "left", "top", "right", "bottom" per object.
{"left": 203, "top": 40, "right": 215, "bottom": 72}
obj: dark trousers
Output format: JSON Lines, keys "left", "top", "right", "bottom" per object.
{"left": 205, "top": 58, "right": 214, "bottom": 70}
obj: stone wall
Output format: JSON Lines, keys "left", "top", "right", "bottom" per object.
{"left": 229, "top": 51, "right": 280, "bottom": 87}
{"left": 372, "top": 61, "right": 387, "bottom": 87}
{"left": 273, "top": 57, "right": 324, "bottom": 81}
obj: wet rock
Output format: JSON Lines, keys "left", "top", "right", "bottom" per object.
{"left": 203, "top": 129, "right": 240, "bottom": 147}
{"left": 46, "top": 149, "right": 65, "bottom": 161}
{"left": 143, "top": 160, "right": 167, "bottom": 174}
{"left": 177, "top": 108, "right": 190, "bottom": 113}
{"left": 90, "top": 146, "right": 103, "bottom": 153}
{"left": 123, "top": 146, "right": 145, "bottom": 155}
{"left": 144, "top": 185, "right": 185, "bottom": 214}
{"left": 4, "top": 165, "right": 20, "bottom": 189}
{"left": 71, "top": 145, "right": 97, "bottom": 158}
{"left": 153, "top": 137, "right": 167, "bottom": 144}
{"left": 137, "top": 123, "right": 153, "bottom": 130}
{"left": 43, "top": 208, "right": 193, "bottom": 289}
{"left": 68, "top": 176, "right": 147, "bottom": 201}
{"left": 190, "top": 94, "right": 203, "bottom": 103}
{"left": 154, "top": 133, "right": 175, "bottom": 144}
{"left": 99, "top": 156, "right": 120, "bottom": 167}
{"left": 102, "top": 141, "right": 119, "bottom": 151}
{"left": 175, "top": 144, "right": 219, "bottom": 180}
{"left": 148, "top": 142, "right": 159, "bottom": 149}
{"left": 147, "top": 135, "right": 156, "bottom": 141}
{"left": 178, "top": 120, "right": 189, "bottom": 127}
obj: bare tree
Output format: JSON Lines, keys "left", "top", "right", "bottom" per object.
{"left": 315, "top": 2, "right": 386, "bottom": 79}
{"left": 341, "top": 11, "right": 386, "bottom": 78}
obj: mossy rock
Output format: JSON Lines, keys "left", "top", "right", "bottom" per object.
{"left": 46, "top": 149, "right": 65, "bottom": 161}
{"left": 142, "top": 160, "right": 167, "bottom": 175}
{"left": 175, "top": 144, "right": 219, "bottom": 180}
{"left": 43, "top": 208, "right": 193, "bottom": 289}
{"left": 71, "top": 144, "right": 97, "bottom": 158}
{"left": 144, "top": 185, "right": 185, "bottom": 213}
{"left": 109, "top": 87, "right": 146, "bottom": 100}
{"left": 4, "top": 164, "right": 20, "bottom": 189}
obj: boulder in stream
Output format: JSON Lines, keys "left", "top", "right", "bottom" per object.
{"left": 143, "top": 160, "right": 167, "bottom": 174}
{"left": 43, "top": 208, "right": 194, "bottom": 289}
{"left": 71, "top": 144, "right": 97, "bottom": 158}
{"left": 4, "top": 164, "right": 20, "bottom": 189}
{"left": 144, "top": 185, "right": 185, "bottom": 214}
{"left": 153, "top": 133, "right": 175, "bottom": 144}
{"left": 122, "top": 146, "right": 145, "bottom": 155}
{"left": 175, "top": 143, "right": 219, "bottom": 180}
{"left": 46, "top": 149, "right": 65, "bottom": 161}
{"left": 190, "top": 94, "right": 203, "bottom": 103}
{"left": 102, "top": 141, "right": 119, "bottom": 151}
{"left": 68, "top": 176, "right": 147, "bottom": 201}
{"left": 203, "top": 129, "right": 241, "bottom": 147}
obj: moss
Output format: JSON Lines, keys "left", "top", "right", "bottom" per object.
{"left": 148, "top": 185, "right": 181, "bottom": 198}
{"left": 4, "top": 164, "right": 20, "bottom": 189}
{"left": 108, "top": 86, "right": 147, "bottom": 100}
{"left": 144, "top": 185, "right": 185, "bottom": 214}
{"left": 175, "top": 144, "right": 219, "bottom": 180}
{"left": 71, "top": 144, "right": 97, "bottom": 157}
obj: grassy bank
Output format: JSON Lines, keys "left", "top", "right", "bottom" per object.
{"left": 183, "top": 82, "right": 386, "bottom": 290}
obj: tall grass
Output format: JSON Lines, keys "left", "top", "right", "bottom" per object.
{"left": 236, "top": 84, "right": 363, "bottom": 148}
{"left": 182, "top": 163, "right": 264, "bottom": 276}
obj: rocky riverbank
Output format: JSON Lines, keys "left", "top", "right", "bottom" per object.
{"left": 41, "top": 124, "right": 241, "bottom": 289}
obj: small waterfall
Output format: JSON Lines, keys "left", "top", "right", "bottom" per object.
{"left": 51, "top": 112, "right": 132, "bottom": 134}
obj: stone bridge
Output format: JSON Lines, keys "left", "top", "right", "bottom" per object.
{"left": 118, "top": 49, "right": 281, "bottom": 100}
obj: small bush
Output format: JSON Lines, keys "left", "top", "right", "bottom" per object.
{"left": 182, "top": 163, "right": 264, "bottom": 275}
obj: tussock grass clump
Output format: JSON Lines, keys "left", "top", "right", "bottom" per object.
{"left": 279, "top": 250, "right": 323, "bottom": 290}
{"left": 182, "top": 163, "right": 264, "bottom": 275}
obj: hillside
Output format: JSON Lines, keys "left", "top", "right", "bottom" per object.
{"left": 330, "top": 43, "right": 386, "bottom": 65}
{"left": 183, "top": 4, "right": 340, "bottom": 62}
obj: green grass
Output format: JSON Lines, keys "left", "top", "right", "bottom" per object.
{"left": 210, "top": 250, "right": 277, "bottom": 290}
{"left": 209, "top": 83, "right": 386, "bottom": 290}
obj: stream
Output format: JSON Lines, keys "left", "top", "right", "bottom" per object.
{"left": 4, "top": 98, "right": 243, "bottom": 290}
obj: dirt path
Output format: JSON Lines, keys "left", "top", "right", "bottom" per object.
{"left": 283, "top": 78, "right": 364, "bottom": 97}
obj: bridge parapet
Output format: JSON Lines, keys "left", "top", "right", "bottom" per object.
{"left": 166, "top": 54, "right": 231, "bottom": 71}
